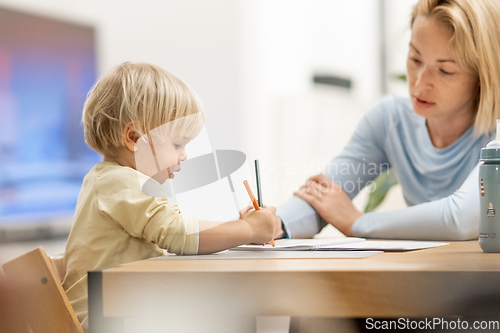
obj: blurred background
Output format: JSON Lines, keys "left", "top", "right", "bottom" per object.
{"left": 0, "top": 0, "right": 416, "bottom": 264}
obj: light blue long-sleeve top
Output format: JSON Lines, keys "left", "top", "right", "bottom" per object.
{"left": 277, "top": 95, "right": 493, "bottom": 241}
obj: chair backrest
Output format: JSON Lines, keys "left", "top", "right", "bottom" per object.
{"left": 0, "top": 272, "right": 31, "bottom": 333}
{"left": 2, "top": 246, "right": 83, "bottom": 333}
{"left": 50, "top": 253, "right": 66, "bottom": 283}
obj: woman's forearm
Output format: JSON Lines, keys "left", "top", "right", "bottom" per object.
{"left": 352, "top": 165, "right": 481, "bottom": 241}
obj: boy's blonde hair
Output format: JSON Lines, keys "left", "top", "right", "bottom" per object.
{"left": 411, "top": 0, "right": 500, "bottom": 135}
{"left": 83, "top": 62, "right": 205, "bottom": 156}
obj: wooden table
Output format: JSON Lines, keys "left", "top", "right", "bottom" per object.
{"left": 88, "top": 241, "right": 500, "bottom": 333}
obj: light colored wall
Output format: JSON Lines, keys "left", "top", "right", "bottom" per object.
{"left": 240, "top": 0, "right": 383, "bottom": 205}
{"left": 386, "top": 0, "right": 417, "bottom": 95}
{"left": 0, "top": 0, "right": 417, "bottom": 221}
{"left": 0, "top": 0, "right": 242, "bottom": 151}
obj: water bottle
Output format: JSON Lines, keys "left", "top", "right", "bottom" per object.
{"left": 479, "top": 119, "right": 500, "bottom": 252}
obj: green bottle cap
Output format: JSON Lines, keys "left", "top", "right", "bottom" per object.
{"left": 480, "top": 147, "right": 500, "bottom": 161}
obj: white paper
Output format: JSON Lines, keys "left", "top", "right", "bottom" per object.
{"left": 231, "top": 237, "right": 365, "bottom": 251}
{"left": 231, "top": 238, "right": 449, "bottom": 252}
{"left": 321, "top": 240, "right": 449, "bottom": 252}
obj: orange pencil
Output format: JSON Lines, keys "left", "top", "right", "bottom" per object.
{"left": 243, "top": 180, "right": 275, "bottom": 247}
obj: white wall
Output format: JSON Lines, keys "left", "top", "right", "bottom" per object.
{"left": 0, "top": 0, "right": 242, "bottom": 151}
{"left": 240, "top": 0, "right": 386, "bottom": 205}
{"left": 385, "top": 0, "right": 417, "bottom": 95}
{"left": 0, "top": 0, "right": 417, "bottom": 214}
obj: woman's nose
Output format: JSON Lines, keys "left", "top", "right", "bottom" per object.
{"left": 415, "top": 67, "right": 433, "bottom": 90}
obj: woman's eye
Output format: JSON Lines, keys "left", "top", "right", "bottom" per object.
{"left": 174, "top": 144, "right": 182, "bottom": 149}
{"left": 410, "top": 58, "right": 421, "bottom": 64}
{"left": 440, "top": 69, "right": 453, "bottom": 75}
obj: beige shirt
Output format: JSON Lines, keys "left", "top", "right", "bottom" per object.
{"left": 62, "top": 162, "right": 199, "bottom": 329}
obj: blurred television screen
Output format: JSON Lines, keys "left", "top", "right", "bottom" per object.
{"left": 0, "top": 7, "right": 100, "bottom": 235}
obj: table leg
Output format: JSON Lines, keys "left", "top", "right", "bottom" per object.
{"left": 88, "top": 271, "right": 124, "bottom": 333}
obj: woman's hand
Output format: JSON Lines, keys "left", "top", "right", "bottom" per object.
{"left": 294, "top": 174, "right": 363, "bottom": 236}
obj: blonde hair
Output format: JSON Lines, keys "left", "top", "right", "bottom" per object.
{"left": 411, "top": 0, "right": 500, "bottom": 135}
{"left": 83, "top": 62, "right": 205, "bottom": 156}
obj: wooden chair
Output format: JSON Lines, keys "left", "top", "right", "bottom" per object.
{"left": 2, "top": 247, "right": 83, "bottom": 333}
{"left": 50, "top": 252, "right": 66, "bottom": 283}
{"left": 0, "top": 272, "right": 31, "bottom": 333}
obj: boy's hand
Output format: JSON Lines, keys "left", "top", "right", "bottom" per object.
{"left": 243, "top": 206, "right": 277, "bottom": 244}
{"left": 239, "top": 203, "right": 254, "bottom": 220}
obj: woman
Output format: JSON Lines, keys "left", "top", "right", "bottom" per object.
{"left": 275, "top": 0, "right": 500, "bottom": 240}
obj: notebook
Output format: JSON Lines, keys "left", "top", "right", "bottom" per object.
{"left": 231, "top": 238, "right": 449, "bottom": 252}
{"left": 231, "top": 237, "right": 365, "bottom": 251}
{"left": 316, "top": 240, "right": 449, "bottom": 252}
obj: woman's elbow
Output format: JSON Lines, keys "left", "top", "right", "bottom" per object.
{"left": 450, "top": 228, "right": 478, "bottom": 241}
{"left": 447, "top": 216, "right": 478, "bottom": 241}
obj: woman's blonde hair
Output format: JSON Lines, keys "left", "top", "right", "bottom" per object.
{"left": 411, "top": 0, "right": 500, "bottom": 135}
{"left": 83, "top": 62, "right": 205, "bottom": 156}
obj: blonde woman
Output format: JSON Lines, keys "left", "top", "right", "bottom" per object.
{"left": 276, "top": 0, "right": 500, "bottom": 240}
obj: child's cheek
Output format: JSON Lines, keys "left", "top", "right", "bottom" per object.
{"left": 134, "top": 140, "right": 160, "bottom": 177}
{"left": 157, "top": 147, "right": 178, "bottom": 170}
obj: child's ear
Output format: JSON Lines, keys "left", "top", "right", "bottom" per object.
{"left": 123, "top": 123, "right": 140, "bottom": 152}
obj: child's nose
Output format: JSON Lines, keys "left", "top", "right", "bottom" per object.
{"left": 179, "top": 149, "right": 187, "bottom": 162}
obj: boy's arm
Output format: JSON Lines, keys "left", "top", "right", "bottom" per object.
{"left": 197, "top": 207, "right": 277, "bottom": 254}
{"left": 197, "top": 219, "right": 253, "bottom": 254}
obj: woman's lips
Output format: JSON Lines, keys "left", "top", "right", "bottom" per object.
{"left": 413, "top": 96, "right": 436, "bottom": 108}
